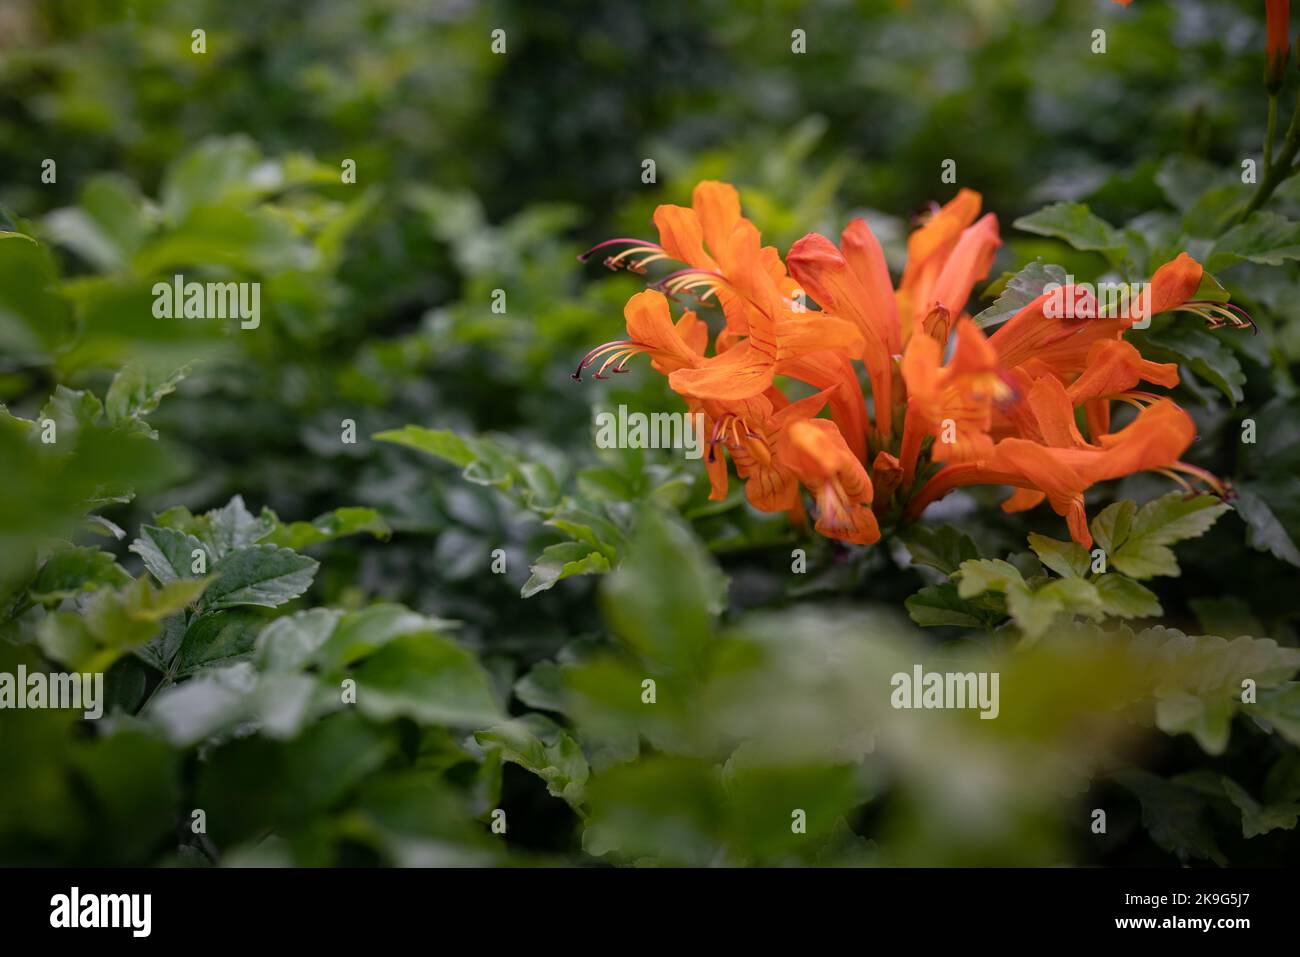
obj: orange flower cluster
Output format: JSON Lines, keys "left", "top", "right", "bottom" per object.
{"left": 576, "top": 182, "right": 1241, "bottom": 548}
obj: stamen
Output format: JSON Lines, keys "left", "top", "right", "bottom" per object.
{"left": 572, "top": 339, "right": 645, "bottom": 381}
{"left": 1169, "top": 461, "right": 1231, "bottom": 499}
{"left": 579, "top": 238, "right": 665, "bottom": 265}
{"left": 1175, "top": 301, "right": 1256, "bottom": 334}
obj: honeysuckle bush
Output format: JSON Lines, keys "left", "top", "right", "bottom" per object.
{"left": 4, "top": 0, "right": 1300, "bottom": 867}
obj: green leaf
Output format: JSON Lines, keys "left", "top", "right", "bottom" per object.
{"left": 353, "top": 633, "right": 504, "bottom": 727}
{"left": 0, "top": 232, "right": 74, "bottom": 362}
{"left": 1114, "top": 769, "right": 1226, "bottom": 865}
{"left": 1013, "top": 203, "right": 1126, "bottom": 262}
{"left": 1255, "top": 683, "right": 1300, "bottom": 747}
{"left": 972, "top": 260, "right": 1068, "bottom": 328}
{"left": 38, "top": 386, "right": 104, "bottom": 449}
{"left": 201, "top": 545, "right": 318, "bottom": 610}
{"left": 30, "top": 547, "right": 131, "bottom": 603}
{"left": 173, "top": 608, "right": 265, "bottom": 677}
{"left": 39, "top": 576, "right": 212, "bottom": 672}
{"left": 1090, "top": 493, "right": 1230, "bottom": 579}
{"left": 905, "top": 582, "right": 988, "bottom": 628}
{"left": 44, "top": 174, "right": 151, "bottom": 271}
{"left": 205, "top": 496, "right": 277, "bottom": 557}
{"left": 104, "top": 362, "right": 192, "bottom": 438}
{"left": 1207, "top": 211, "right": 1300, "bottom": 270}
{"left": 1132, "top": 627, "right": 1300, "bottom": 754}
{"left": 261, "top": 507, "right": 392, "bottom": 550}
{"left": 1141, "top": 325, "right": 1245, "bottom": 404}
{"left": 521, "top": 542, "right": 612, "bottom": 598}
{"left": 255, "top": 608, "right": 344, "bottom": 672}
{"left": 374, "top": 425, "right": 476, "bottom": 467}
{"left": 1220, "top": 778, "right": 1300, "bottom": 838}
{"left": 1093, "top": 574, "right": 1162, "bottom": 619}
{"left": 601, "top": 508, "right": 728, "bottom": 676}
{"left": 902, "top": 524, "right": 979, "bottom": 575}
{"left": 475, "top": 714, "right": 589, "bottom": 807}
{"left": 513, "top": 661, "right": 569, "bottom": 713}
{"left": 129, "top": 525, "right": 211, "bottom": 584}
{"left": 1006, "top": 577, "right": 1101, "bottom": 643}
{"left": 1234, "top": 480, "right": 1300, "bottom": 568}
{"left": 955, "top": 558, "right": 1026, "bottom": 599}
{"left": 311, "top": 604, "right": 454, "bottom": 671}
{"left": 1027, "top": 533, "right": 1090, "bottom": 578}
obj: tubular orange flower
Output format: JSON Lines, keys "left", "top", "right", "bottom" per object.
{"left": 701, "top": 387, "right": 840, "bottom": 525}
{"left": 896, "top": 188, "right": 985, "bottom": 340}
{"left": 578, "top": 182, "right": 1243, "bottom": 549}
{"left": 987, "top": 252, "right": 1204, "bottom": 379}
{"left": 897, "top": 317, "right": 1012, "bottom": 488}
{"left": 908, "top": 379, "right": 1198, "bottom": 547}
{"left": 787, "top": 224, "right": 901, "bottom": 439}
{"left": 1267, "top": 0, "right": 1291, "bottom": 92}
{"left": 781, "top": 418, "right": 880, "bottom": 545}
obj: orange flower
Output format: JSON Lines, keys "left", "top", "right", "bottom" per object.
{"left": 787, "top": 223, "right": 901, "bottom": 439}
{"left": 700, "top": 387, "right": 841, "bottom": 523}
{"left": 908, "top": 377, "right": 1198, "bottom": 547}
{"left": 579, "top": 182, "right": 1241, "bottom": 549}
{"left": 897, "top": 317, "right": 1012, "bottom": 487}
{"left": 1267, "top": 0, "right": 1291, "bottom": 92}
{"left": 786, "top": 193, "right": 1000, "bottom": 440}
{"left": 987, "top": 252, "right": 1204, "bottom": 379}
{"left": 781, "top": 418, "right": 880, "bottom": 545}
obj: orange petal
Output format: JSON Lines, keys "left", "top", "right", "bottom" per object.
{"left": 1147, "top": 253, "right": 1203, "bottom": 317}
{"left": 692, "top": 181, "right": 742, "bottom": 262}
{"left": 652, "top": 204, "right": 713, "bottom": 269}
{"left": 839, "top": 218, "right": 901, "bottom": 353}
{"left": 624, "top": 290, "right": 702, "bottom": 372}
{"left": 1066, "top": 339, "right": 1179, "bottom": 404}
{"left": 668, "top": 339, "right": 773, "bottom": 401}
{"left": 926, "top": 213, "right": 1002, "bottom": 331}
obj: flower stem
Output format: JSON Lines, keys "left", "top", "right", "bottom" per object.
{"left": 1242, "top": 87, "right": 1300, "bottom": 222}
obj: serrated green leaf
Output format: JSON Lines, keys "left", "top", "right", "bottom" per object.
{"left": 353, "top": 633, "right": 504, "bottom": 727}
{"left": 1013, "top": 203, "right": 1126, "bottom": 262}
{"left": 1234, "top": 480, "right": 1300, "bottom": 568}
{"left": 1220, "top": 777, "right": 1300, "bottom": 838}
{"left": 104, "top": 362, "right": 192, "bottom": 438}
{"left": 905, "top": 582, "right": 987, "bottom": 628}
{"left": 201, "top": 545, "right": 318, "bottom": 610}
{"left": 475, "top": 714, "right": 589, "bottom": 807}
{"left": 903, "top": 524, "right": 980, "bottom": 575}
{"left": 1090, "top": 493, "right": 1230, "bottom": 578}
{"left": 129, "top": 525, "right": 210, "bottom": 584}
{"left": 1027, "top": 533, "right": 1090, "bottom": 578}
{"left": 1093, "top": 574, "right": 1162, "bottom": 618}
{"left": 173, "top": 608, "right": 265, "bottom": 677}
{"left": 1207, "top": 211, "right": 1300, "bottom": 270}
{"left": 972, "top": 260, "right": 1069, "bottom": 328}
{"left": 30, "top": 547, "right": 131, "bottom": 603}
{"left": 522, "top": 542, "right": 612, "bottom": 598}
{"left": 1254, "top": 683, "right": 1300, "bottom": 747}
{"left": 262, "top": 506, "right": 391, "bottom": 550}
{"left": 1142, "top": 324, "right": 1245, "bottom": 404}
{"left": 1114, "top": 768, "right": 1226, "bottom": 865}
